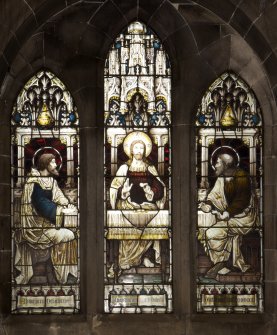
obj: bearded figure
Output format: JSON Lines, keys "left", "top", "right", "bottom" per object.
{"left": 109, "top": 131, "right": 166, "bottom": 275}
{"left": 198, "top": 153, "right": 258, "bottom": 279}
{"left": 127, "top": 93, "right": 149, "bottom": 127}
{"left": 14, "top": 153, "right": 78, "bottom": 284}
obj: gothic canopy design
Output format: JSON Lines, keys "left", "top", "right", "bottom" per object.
{"left": 104, "top": 21, "right": 171, "bottom": 128}
{"left": 196, "top": 72, "right": 262, "bottom": 128}
{"left": 12, "top": 70, "right": 79, "bottom": 128}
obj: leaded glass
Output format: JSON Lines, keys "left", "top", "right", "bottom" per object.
{"left": 104, "top": 21, "right": 172, "bottom": 313}
{"left": 11, "top": 70, "right": 80, "bottom": 314}
{"left": 196, "top": 72, "right": 263, "bottom": 313}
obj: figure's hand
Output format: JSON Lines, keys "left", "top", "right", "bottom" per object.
{"left": 216, "top": 211, "right": 229, "bottom": 221}
{"left": 198, "top": 202, "right": 212, "bottom": 213}
{"left": 140, "top": 183, "right": 154, "bottom": 201}
{"left": 127, "top": 198, "right": 141, "bottom": 209}
{"left": 60, "top": 198, "right": 69, "bottom": 206}
{"left": 62, "top": 204, "right": 77, "bottom": 214}
{"left": 121, "top": 178, "right": 133, "bottom": 200}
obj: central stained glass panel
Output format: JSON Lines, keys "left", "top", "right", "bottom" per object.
{"left": 104, "top": 21, "right": 172, "bottom": 313}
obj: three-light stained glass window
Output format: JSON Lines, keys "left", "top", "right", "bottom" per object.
{"left": 196, "top": 72, "right": 263, "bottom": 313}
{"left": 10, "top": 36, "right": 263, "bottom": 317}
{"left": 104, "top": 21, "right": 172, "bottom": 313}
{"left": 11, "top": 70, "right": 80, "bottom": 314}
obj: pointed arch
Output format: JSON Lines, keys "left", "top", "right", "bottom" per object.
{"left": 195, "top": 72, "right": 263, "bottom": 313}
{"left": 104, "top": 21, "right": 172, "bottom": 313}
{"left": 11, "top": 70, "right": 80, "bottom": 314}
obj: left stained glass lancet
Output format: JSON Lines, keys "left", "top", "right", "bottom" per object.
{"left": 11, "top": 70, "right": 80, "bottom": 314}
{"left": 104, "top": 21, "right": 172, "bottom": 313}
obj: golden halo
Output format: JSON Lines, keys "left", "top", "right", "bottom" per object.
{"left": 123, "top": 131, "right": 152, "bottom": 158}
{"left": 210, "top": 146, "right": 240, "bottom": 170}
{"left": 33, "top": 146, "right": 63, "bottom": 171}
{"left": 126, "top": 88, "right": 148, "bottom": 102}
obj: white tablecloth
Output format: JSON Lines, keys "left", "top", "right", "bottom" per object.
{"left": 106, "top": 210, "right": 170, "bottom": 240}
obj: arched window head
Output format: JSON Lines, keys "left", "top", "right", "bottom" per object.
{"left": 196, "top": 72, "right": 263, "bottom": 313}
{"left": 11, "top": 70, "right": 80, "bottom": 314}
{"left": 104, "top": 21, "right": 172, "bottom": 313}
{"left": 196, "top": 72, "right": 262, "bottom": 129}
{"left": 12, "top": 70, "right": 79, "bottom": 128}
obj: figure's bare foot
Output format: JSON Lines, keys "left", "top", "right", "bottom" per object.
{"left": 217, "top": 267, "right": 231, "bottom": 275}
{"left": 107, "top": 264, "right": 115, "bottom": 278}
{"left": 107, "top": 264, "right": 122, "bottom": 278}
{"left": 241, "top": 264, "right": 251, "bottom": 273}
{"left": 205, "top": 262, "right": 227, "bottom": 279}
{"left": 143, "top": 257, "right": 154, "bottom": 267}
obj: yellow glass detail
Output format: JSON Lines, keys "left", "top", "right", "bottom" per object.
{"left": 37, "top": 103, "right": 53, "bottom": 126}
{"left": 220, "top": 105, "right": 237, "bottom": 127}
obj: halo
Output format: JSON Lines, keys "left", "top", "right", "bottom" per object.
{"left": 33, "top": 146, "right": 63, "bottom": 171}
{"left": 123, "top": 131, "right": 152, "bottom": 158}
{"left": 109, "top": 96, "right": 120, "bottom": 104}
{"left": 126, "top": 88, "right": 148, "bottom": 102}
{"left": 210, "top": 146, "right": 240, "bottom": 170}
{"left": 156, "top": 95, "right": 167, "bottom": 105}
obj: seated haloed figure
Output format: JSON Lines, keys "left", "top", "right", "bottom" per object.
{"left": 198, "top": 153, "right": 258, "bottom": 279}
{"left": 109, "top": 131, "right": 166, "bottom": 274}
{"left": 14, "top": 153, "right": 78, "bottom": 284}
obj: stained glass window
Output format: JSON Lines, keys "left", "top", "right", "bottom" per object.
{"left": 196, "top": 72, "right": 263, "bottom": 313}
{"left": 11, "top": 70, "right": 80, "bottom": 314}
{"left": 104, "top": 21, "right": 172, "bottom": 313}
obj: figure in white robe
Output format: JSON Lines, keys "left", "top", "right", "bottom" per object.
{"left": 109, "top": 132, "right": 166, "bottom": 276}
{"left": 14, "top": 154, "right": 78, "bottom": 284}
{"left": 198, "top": 153, "right": 259, "bottom": 278}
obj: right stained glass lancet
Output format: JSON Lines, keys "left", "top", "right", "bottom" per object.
{"left": 104, "top": 21, "right": 172, "bottom": 313}
{"left": 196, "top": 72, "right": 263, "bottom": 313}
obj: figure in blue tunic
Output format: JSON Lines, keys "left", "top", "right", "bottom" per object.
{"left": 15, "top": 153, "right": 78, "bottom": 284}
